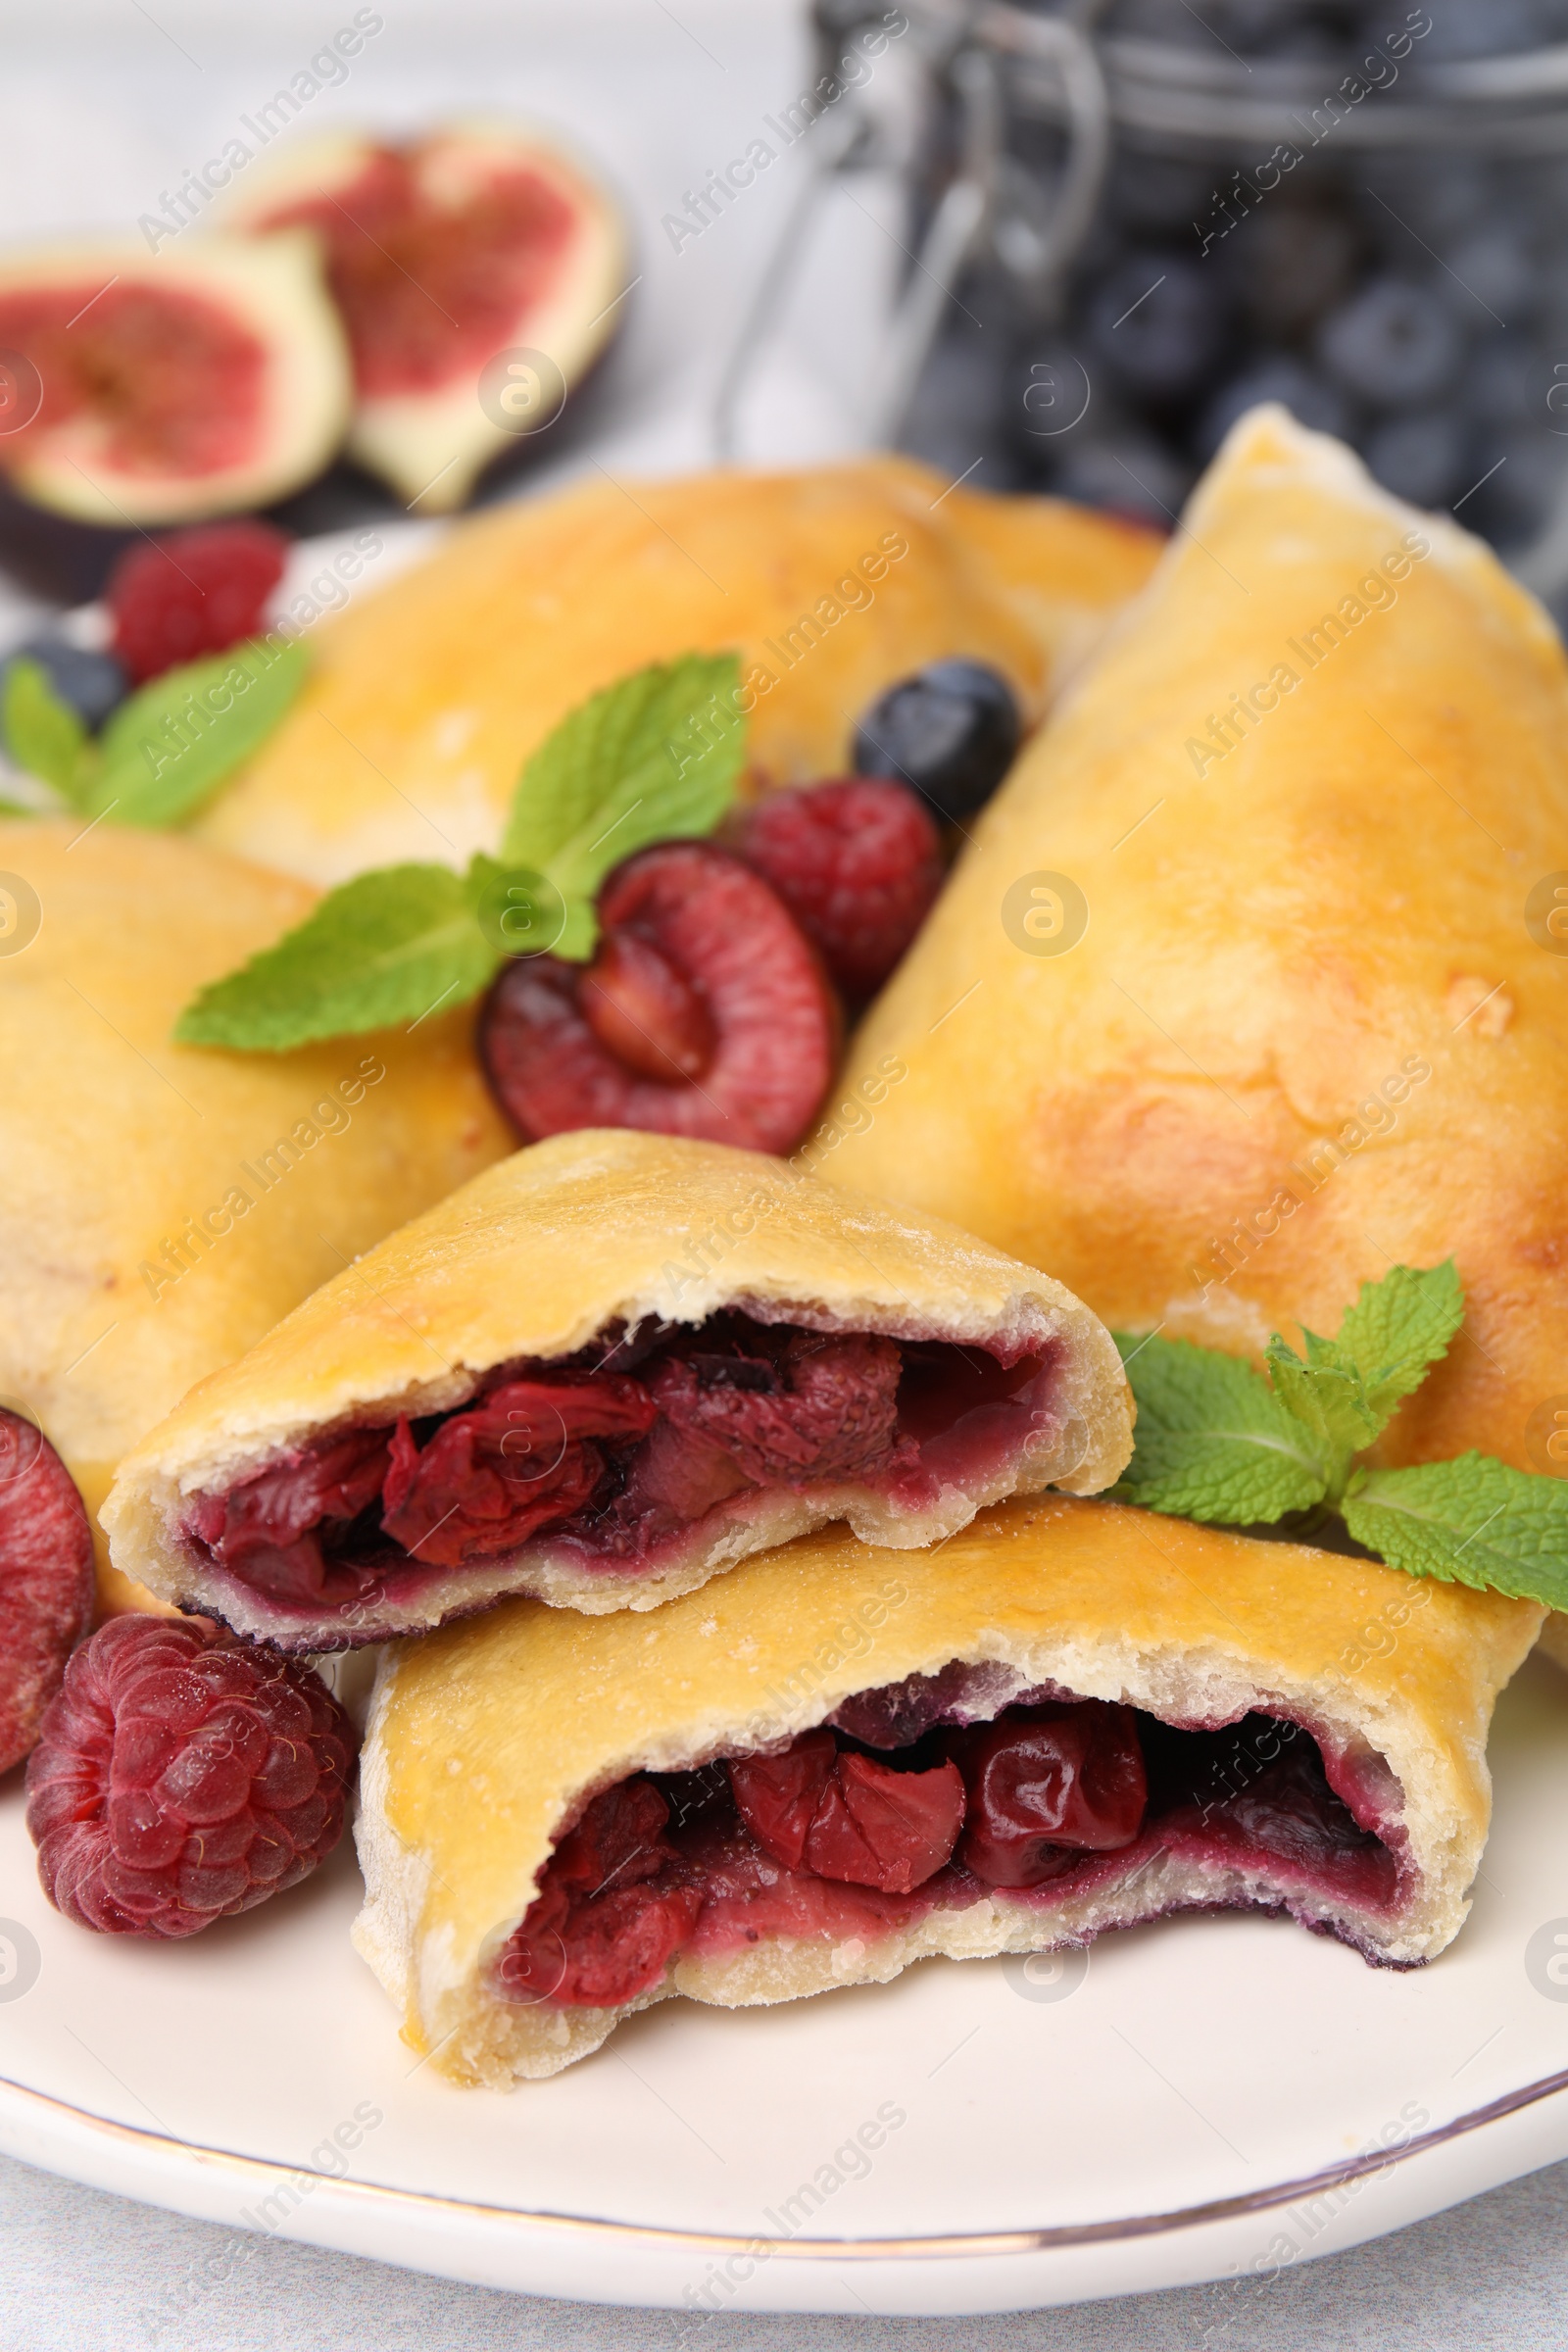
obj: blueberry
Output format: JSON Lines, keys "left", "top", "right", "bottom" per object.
{"left": 902, "top": 330, "right": 1010, "bottom": 483}
{"left": 1461, "top": 425, "right": 1568, "bottom": 551}
{"left": 1462, "top": 335, "right": 1540, "bottom": 433}
{"left": 1315, "top": 278, "right": 1463, "bottom": 407}
{"left": 854, "top": 661, "right": 1022, "bottom": 823}
{"left": 1361, "top": 411, "right": 1468, "bottom": 508}
{"left": 1, "top": 633, "right": 127, "bottom": 731}
{"left": 1445, "top": 226, "right": 1537, "bottom": 324}
{"left": 1048, "top": 429, "right": 1194, "bottom": 528}
{"left": 1088, "top": 254, "right": 1228, "bottom": 403}
{"left": 1360, "top": 162, "right": 1494, "bottom": 254}
{"left": 1196, "top": 357, "right": 1354, "bottom": 462}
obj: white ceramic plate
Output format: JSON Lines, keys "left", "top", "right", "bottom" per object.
{"left": 4, "top": 1651, "right": 1568, "bottom": 2317}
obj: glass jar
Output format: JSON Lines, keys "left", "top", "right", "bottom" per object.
{"left": 802, "top": 0, "right": 1568, "bottom": 611}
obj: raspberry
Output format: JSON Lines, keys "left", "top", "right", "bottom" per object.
{"left": 106, "top": 520, "right": 288, "bottom": 683}
{"left": 736, "top": 779, "right": 944, "bottom": 1002}
{"left": 24, "top": 1615, "right": 355, "bottom": 1938}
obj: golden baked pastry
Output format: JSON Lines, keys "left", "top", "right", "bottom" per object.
{"left": 828, "top": 406, "right": 1568, "bottom": 1487}
{"left": 353, "top": 1492, "right": 1540, "bottom": 2084}
{"left": 0, "top": 820, "right": 511, "bottom": 1607}
{"left": 102, "top": 1130, "right": 1131, "bottom": 1649}
{"left": 187, "top": 458, "right": 1159, "bottom": 885}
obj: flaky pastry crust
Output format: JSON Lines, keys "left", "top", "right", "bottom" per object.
{"left": 188, "top": 457, "right": 1159, "bottom": 885}
{"left": 103, "top": 1131, "right": 1132, "bottom": 1644}
{"left": 0, "top": 820, "right": 509, "bottom": 1606}
{"left": 828, "top": 407, "right": 1568, "bottom": 1496}
{"left": 352, "top": 1494, "right": 1541, "bottom": 2083}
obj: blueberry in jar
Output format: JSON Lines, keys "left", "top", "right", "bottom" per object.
{"left": 1088, "top": 253, "right": 1228, "bottom": 405}
{"left": 1195, "top": 357, "right": 1353, "bottom": 464}
{"left": 1446, "top": 225, "right": 1536, "bottom": 323}
{"left": 1362, "top": 410, "right": 1468, "bottom": 508}
{"left": 853, "top": 659, "right": 1022, "bottom": 823}
{"left": 1315, "top": 277, "right": 1463, "bottom": 408}
{"left": 1045, "top": 427, "right": 1193, "bottom": 527}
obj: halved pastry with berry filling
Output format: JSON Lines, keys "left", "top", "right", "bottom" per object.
{"left": 354, "top": 1493, "right": 1541, "bottom": 2084}
{"left": 102, "top": 1131, "right": 1132, "bottom": 1651}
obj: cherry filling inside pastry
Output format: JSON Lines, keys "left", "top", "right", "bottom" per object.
{"left": 495, "top": 1677, "right": 1403, "bottom": 2009}
{"left": 180, "top": 1315, "right": 1063, "bottom": 1625}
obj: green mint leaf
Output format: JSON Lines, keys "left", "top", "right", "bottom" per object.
{"left": 1342, "top": 1455, "right": 1568, "bottom": 1610}
{"left": 1264, "top": 1333, "right": 1379, "bottom": 1498}
{"left": 502, "top": 652, "right": 744, "bottom": 958}
{"left": 466, "top": 854, "right": 569, "bottom": 959}
{"left": 174, "top": 861, "right": 500, "bottom": 1052}
{"left": 3, "top": 658, "right": 96, "bottom": 806}
{"left": 1331, "top": 1261, "right": 1464, "bottom": 1428}
{"left": 90, "top": 637, "right": 309, "bottom": 828}
{"left": 1111, "top": 1332, "right": 1328, "bottom": 1523}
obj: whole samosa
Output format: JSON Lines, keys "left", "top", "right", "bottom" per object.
{"left": 830, "top": 406, "right": 1568, "bottom": 1486}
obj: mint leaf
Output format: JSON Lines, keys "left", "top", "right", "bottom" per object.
{"left": 1264, "top": 1333, "right": 1379, "bottom": 1498}
{"left": 3, "top": 658, "right": 95, "bottom": 806}
{"left": 466, "top": 854, "right": 568, "bottom": 958}
{"left": 503, "top": 653, "right": 744, "bottom": 958}
{"left": 173, "top": 655, "right": 746, "bottom": 1052}
{"left": 90, "top": 637, "right": 309, "bottom": 828}
{"left": 1111, "top": 1332, "right": 1328, "bottom": 1523}
{"left": 174, "top": 861, "right": 500, "bottom": 1051}
{"left": 1343, "top": 1455, "right": 1568, "bottom": 1610}
{"left": 1332, "top": 1261, "right": 1464, "bottom": 1427}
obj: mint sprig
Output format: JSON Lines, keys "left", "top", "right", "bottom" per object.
{"left": 1112, "top": 1262, "right": 1568, "bottom": 1612}
{"left": 1108, "top": 1337, "right": 1325, "bottom": 1522}
{"left": 3, "top": 638, "right": 310, "bottom": 826}
{"left": 174, "top": 652, "right": 744, "bottom": 1053}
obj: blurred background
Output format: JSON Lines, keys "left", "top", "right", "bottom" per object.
{"left": 892, "top": 0, "right": 1568, "bottom": 623}
{"left": 5, "top": 0, "right": 1568, "bottom": 625}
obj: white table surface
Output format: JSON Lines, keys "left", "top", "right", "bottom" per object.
{"left": 4, "top": 2142, "right": 1568, "bottom": 2348}
{"left": 6, "top": 3, "right": 1568, "bottom": 2341}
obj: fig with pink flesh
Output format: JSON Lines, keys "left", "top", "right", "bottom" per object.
{"left": 220, "top": 122, "right": 628, "bottom": 512}
{"left": 0, "top": 233, "right": 350, "bottom": 593}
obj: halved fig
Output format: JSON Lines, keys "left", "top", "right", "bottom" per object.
{"left": 0, "top": 234, "right": 350, "bottom": 530}
{"left": 220, "top": 122, "right": 628, "bottom": 512}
